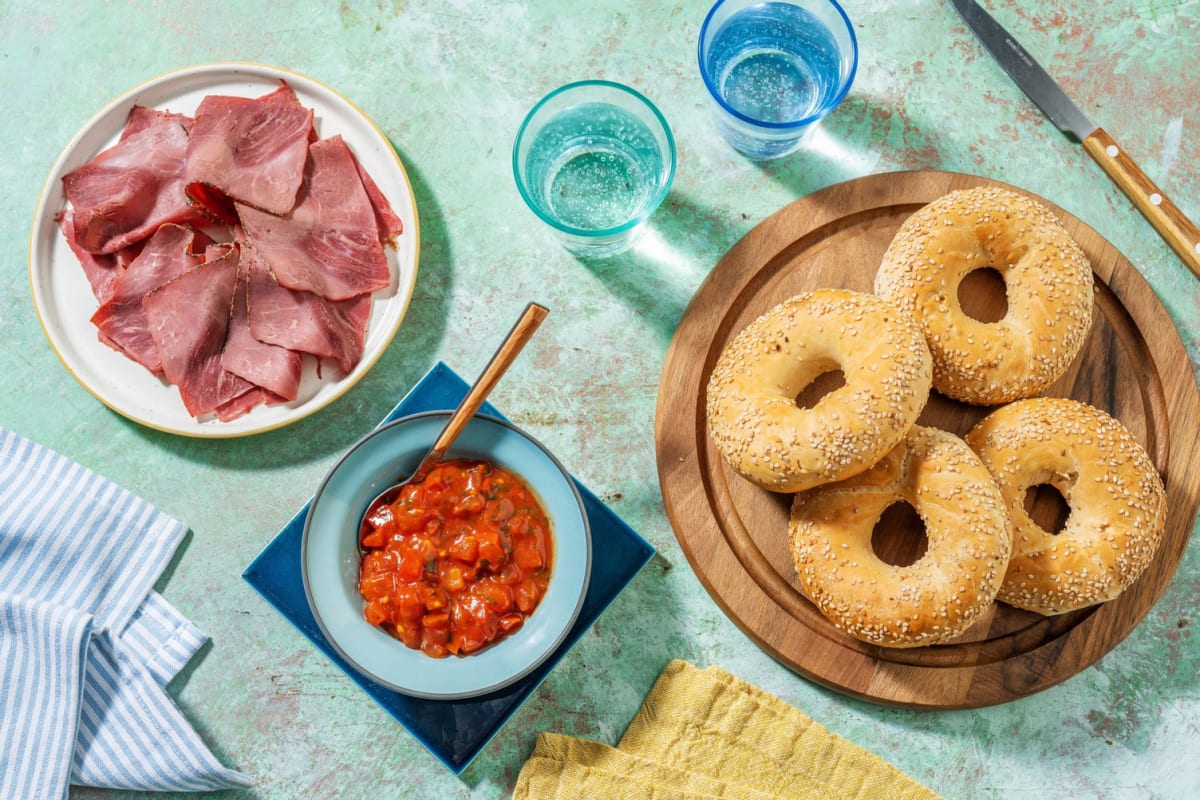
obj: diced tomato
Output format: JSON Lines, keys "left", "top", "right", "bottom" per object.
{"left": 364, "top": 503, "right": 394, "bottom": 530}
{"left": 395, "top": 584, "right": 424, "bottom": 621}
{"left": 448, "top": 533, "right": 478, "bottom": 563}
{"left": 513, "top": 540, "right": 543, "bottom": 570}
{"left": 477, "top": 529, "right": 505, "bottom": 567}
{"left": 397, "top": 548, "right": 423, "bottom": 582}
{"left": 423, "top": 611, "right": 450, "bottom": 630}
{"left": 477, "top": 581, "right": 514, "bottom": 614}
{"left": 442, "top": 566, "right": 466, "bottom": 592}
{"left": 507, "top": 513, "right": 530, "bottom": 536}
{"left": 421, "top": 624, "right": 451, "bottom": 657}
{"left": 497, "top": 561, "right": 524, "bottom": 586}
{"left": 364, "top": 602, "right": 389, "bottom": 626}
{"left": 396, "top": 623, "right": 420, "bottom": 650}
{"left": 421, "top": 640, "right": 449, "bottom": 659}
{"left": 360, "top": 569, "right": 395, "bottom": 602}
{"left": 360, "top": 550, "right": 393, "bottom": 572}
{"left": 390, "top": 503, "right": 431, "bottom": 534}
{"left": 423, "top": 585, "right": 450, "bottom": 612}
{"left": 356, "top": 458, "right": 554, "bottom": 659}
{"left": 515, "top": 579, "right": 542, "bottom": 613}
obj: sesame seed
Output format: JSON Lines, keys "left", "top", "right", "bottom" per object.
{"left": 874, "top": 186, "right": 1093, "bottom": 404}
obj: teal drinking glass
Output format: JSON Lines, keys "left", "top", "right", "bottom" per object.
{"left": 513, "top": 81, "right": 676, "bottom": 257}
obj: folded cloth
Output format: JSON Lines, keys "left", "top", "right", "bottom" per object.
{"left": 514, "top": 660, "right": 942, "bottom": 800}
{"left": 526, "top": 733, "right": 785, "bottom": 799}
{"left": 0, "top": 426, "right": 252, "bottom": 799}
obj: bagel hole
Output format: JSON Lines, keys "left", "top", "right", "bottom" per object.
{"left": 871, "top": 501, "right": 929, "bottom": 567}
{"left": 794, "top": 369, "right": 846, "bottom": 410}
{"left": 1024, "top": 484, "right": 1071, "bottom": 535}
{"left": 958, "top": 267, "right": 1008, "bottom": 323}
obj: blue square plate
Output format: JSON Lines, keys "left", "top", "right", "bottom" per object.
{"left": 242, "top": 362, "right": 656, "bottom": 773}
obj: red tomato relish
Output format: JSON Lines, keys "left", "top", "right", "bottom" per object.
{"left": 357, "top": 459, "right": 553, "bottom": 658}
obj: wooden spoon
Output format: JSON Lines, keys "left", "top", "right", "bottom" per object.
{"left": 361, "top": 301, "right": 548, "bottom": 530}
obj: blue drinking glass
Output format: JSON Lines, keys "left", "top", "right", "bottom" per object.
{"left": 699, "top": 0, "right": 858, "bottom": 159}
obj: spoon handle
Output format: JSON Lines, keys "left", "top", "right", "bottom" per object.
{"left": 418, "top": 302, "right": 549, "bottom": 477}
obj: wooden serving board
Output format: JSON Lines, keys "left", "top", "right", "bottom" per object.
{"left": 655, "top": 170, "right": 1200, "bottom": 709}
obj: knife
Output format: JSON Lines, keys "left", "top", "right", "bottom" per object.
{"left": 950, "top": 0, "right": 1200, "bottom": 280}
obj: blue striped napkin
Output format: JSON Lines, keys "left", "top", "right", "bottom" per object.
{"left": 0, "top": 426, "right": 252, "bottom": 798}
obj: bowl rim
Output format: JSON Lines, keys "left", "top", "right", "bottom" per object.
{"left": 300, "top": 410, "right": 592, "bottom": 699}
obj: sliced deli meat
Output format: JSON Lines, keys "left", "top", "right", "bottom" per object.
{"left": 220, "top": 244, "right": 304, "bottom": 401}
{"left": 120, "top": 106, "right": 193, "bottom": 141}
{"left": 142, "top": 245, "right": 255, "bottom": 417}
{"left": 185, "top": 83, "right": 314, "bottom": 216}
{"left": 91, "top": 224, "right": 212, "bottom": 373}
{"left": 238, "top": 135, "right": 391, "bottom": 301}
{"left": 245, "top": 245, "right": 371, "bottom": 374}
{"left": 62, "top": 107, "right": 203, "bottom": 255}
{"left": 57, "top": 207, "right": 122, "bottom": 305}
{"left": 215, "top": 387, "right": 280, "bottom": 423}
{"left": 56, "top": 81, "right": 406, "bottom": 423}
{"left": 57, "top": 205, "right": 151, "bottom": 298}
{"left": 348, "top": 146, "right": 405, "bottom": 247}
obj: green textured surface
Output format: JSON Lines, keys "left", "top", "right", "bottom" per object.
{"left": 2, "top": 1, "right": 1197, "bottom": 798}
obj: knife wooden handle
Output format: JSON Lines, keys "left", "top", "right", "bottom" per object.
{"left": 1082, "top": 128, "right": 1200, "bottom": 281}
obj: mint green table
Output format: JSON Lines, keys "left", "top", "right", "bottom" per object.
{"left": 2, "top": 2, "right": 1196, "bottom": 797}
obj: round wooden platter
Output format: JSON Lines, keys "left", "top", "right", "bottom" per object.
{"left": 655, "top": 170, "right": 1200, "bottom": 709}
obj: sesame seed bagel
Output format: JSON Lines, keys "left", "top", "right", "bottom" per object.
{"left": 790, "top": 425, "right": 1011, "bottom": 648}
{"left": 965, "top": 397, "right": 1167, "bottom": 615}
{"left": 706, "top": 289, "right": 932, "bottom": 493}
{"left": 874, "top": 186, "right": 1094, "bottom": 405}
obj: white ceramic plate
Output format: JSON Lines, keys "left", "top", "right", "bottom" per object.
{"left": 29, "top": 63, "right": 420, "bottom": 437}
{"left": 302, "top": 412, "right": 592, "bottom": 699}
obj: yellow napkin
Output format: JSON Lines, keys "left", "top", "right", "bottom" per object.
{"left": 514, "top": 660, "right": 942, "bottom": 800}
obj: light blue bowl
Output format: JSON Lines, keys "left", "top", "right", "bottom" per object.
{"left": 302, "top": 411, "right": 591, "bottom": 699}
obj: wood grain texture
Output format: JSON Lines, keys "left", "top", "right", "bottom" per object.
{"left": 1082, "top": 128, "right": 1200, "bottom": 282}
{"left": 654, "top": 170, "right": 1200, "bottom": 709}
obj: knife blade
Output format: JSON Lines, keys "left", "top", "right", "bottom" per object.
{"left": 951, "top": 0, "right": 1200, "bottom": 280}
